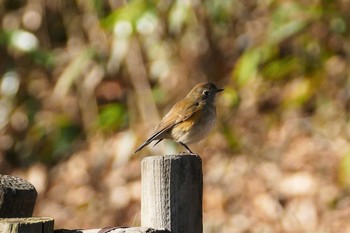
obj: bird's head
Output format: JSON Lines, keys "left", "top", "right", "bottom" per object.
{"left": 187, "top": 82, "right": 224, "bottom": 103}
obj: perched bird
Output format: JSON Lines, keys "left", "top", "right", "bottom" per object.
{"left": 134, "top": 82, "right": 223, "bottom": 154}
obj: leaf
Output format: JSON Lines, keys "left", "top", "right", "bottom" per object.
{"left": 233, "top": 45, "right": 275, "bottom": 85}
{"left": 232, "top": 49, "right": 260, "bottom": 85}
{"left": 282, "top": 78, "right": 312, "bottom": 107}
{"left": 100, "top": 0, "right": 156, "bottom": 30}
{"left": 98, "top": 103, "right": 128, "bottom": 132}
{"left": 262, "top": 57, "right": 301, "bottom": 80}
{"left": 339, "top": 152, "right": 350, "bottom": 189}
{"left": 268, "top": 2, "right": 321, "bottom": 43}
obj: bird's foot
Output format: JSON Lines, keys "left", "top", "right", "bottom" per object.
{"left": 191, "top": 153, "right": 202, "bottom": 161}
{"left": 179, "top": 151, "right": 202, "bottom": 161}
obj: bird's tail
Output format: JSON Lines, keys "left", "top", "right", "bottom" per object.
{"left": 134, "top": 138, "right": 163, "bottom": 154}
{"left": 134, "top": 127, "right": 169, "bottom": 154}
{"left": 134, "top": 140, "right": 151, "bottom": 153}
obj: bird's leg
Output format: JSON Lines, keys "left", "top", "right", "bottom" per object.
{"left": 179, "top": 142, "right": 201, "bottom": 160}
{"left": 179, "top": 142, "right": 193, "bottom": 153}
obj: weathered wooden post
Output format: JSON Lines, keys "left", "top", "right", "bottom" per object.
{"left": 141, "top": 154, "right": 203, "bottom": 233}
{"left": 0, "top": 174, "right": 54, "bottom": 233}
{"left": 0, "top": 174, "right": 37, "bottom": 218}
{"left": 0, "top": 217, "right": 54, "bottom": 233}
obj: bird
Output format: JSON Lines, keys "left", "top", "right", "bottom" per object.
{"left": 134, "top": 82, "right": 223, "bottom": 154}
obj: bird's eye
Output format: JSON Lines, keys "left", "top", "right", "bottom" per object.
{"left": 203, "top": 90, "right": 209, "bottom": 96}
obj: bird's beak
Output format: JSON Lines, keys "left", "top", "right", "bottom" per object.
{"left": 216, "top": 88, "right": 224, "bottom": 93}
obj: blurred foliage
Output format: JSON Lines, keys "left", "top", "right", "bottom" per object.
{"left": 1, "top": 0, "right": 350, "bottom": 232}
{"left": 98, "top": 103, "right": 128, "bottom": 133}
{"left": 339, "top": 151, "right": 350, "bottom": 189}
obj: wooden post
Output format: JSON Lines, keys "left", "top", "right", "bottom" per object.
{"left": 0, "top": 175, "right": 37, "bottom": 218}
{"left": 141, "top": 155, "right": 203, "bottom": 233}
{"left": 54, "top": 227, "right": 169, "bottom": 233}
{"left": 0, "top": 217, "right": 54, "bottom": 233}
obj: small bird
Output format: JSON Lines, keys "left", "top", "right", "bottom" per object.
{"left": 134, "top": 82, "right": 223, "bottom": 154}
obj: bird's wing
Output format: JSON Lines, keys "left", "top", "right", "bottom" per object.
{"left": 146, "top": 98, "right": 201, "bottom": 141}
{"left": 154, "top": 98, "right": 201, "bottom": 135}
{"left": 133, "top": 98, "right": 201, "bottom": 153}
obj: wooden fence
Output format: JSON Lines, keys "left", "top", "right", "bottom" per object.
{"left": 0, "top": 155, "right": 203, "bottom": 233}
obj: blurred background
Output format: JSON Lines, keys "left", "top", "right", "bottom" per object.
{"left": 1, "top": 0, "right": 350, "bottom": 232}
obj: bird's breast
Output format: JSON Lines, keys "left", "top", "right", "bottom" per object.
{"left": 172, "top": 105, "right": 216, "bottom": 144}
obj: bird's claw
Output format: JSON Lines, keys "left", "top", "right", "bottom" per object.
{"left": 179, "top": 151, "right": 202, "bottom": 161}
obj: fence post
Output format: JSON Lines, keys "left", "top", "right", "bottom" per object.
{"left": 141, "top": 154, "right": 203, "bottom": 233}
{"left": 0, "top": 174, "right": 37, "bottom": 218}
{"left": 0, "top": 217, "right": 54, "bottom": 233}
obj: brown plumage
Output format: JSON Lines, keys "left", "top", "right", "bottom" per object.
{"left": 134, "top": 82, "right": 223, "bottom": 154}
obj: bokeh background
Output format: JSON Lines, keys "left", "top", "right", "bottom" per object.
{"left": 1, "top": 0, "right": 350, "bottom": 232}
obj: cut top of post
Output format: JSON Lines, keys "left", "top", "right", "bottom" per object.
{"left": 141, "top": 154, "right": 203, "bottom": 233}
